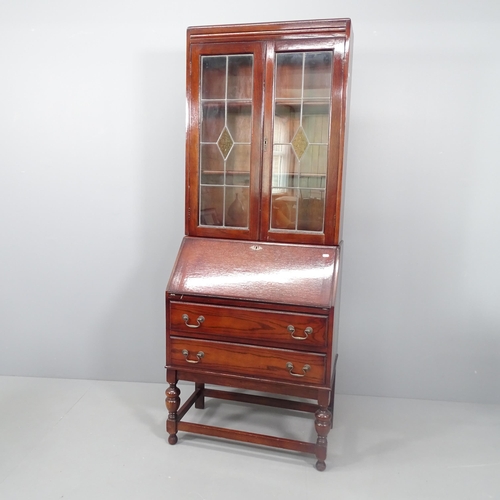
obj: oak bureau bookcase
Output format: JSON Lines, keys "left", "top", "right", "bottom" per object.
{"left": 165, "top": 18, "right": 352, "bottom": 471}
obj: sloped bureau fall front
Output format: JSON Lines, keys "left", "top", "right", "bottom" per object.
{"left": 165, "top": 19, "right": 352, "bottom": 471}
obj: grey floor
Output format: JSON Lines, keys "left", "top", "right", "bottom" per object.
{"left": 1, "top": 376, "right": 499, "bottom": 499}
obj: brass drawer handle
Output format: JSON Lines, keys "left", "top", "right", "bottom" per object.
{"left": 287, "top": 325, "right": 313, "bottom": 340}
{"left": 286, "top": 362, "right": 311, "bottom": 377}
{"left": 181, "top": 349, "right": 204, "bottom": 364}
{"left": 182, "top": 314, "right": 205, "bottom": 328}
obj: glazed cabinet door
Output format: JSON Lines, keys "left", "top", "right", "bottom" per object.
{"left": 261, "top": 37, "right": 348, "bottom": 246}
{"left": 186, "top": 42, "right": 265, "bottom": 240}
{"left": 185, "top": 28, "right": 350, "bottom": 246}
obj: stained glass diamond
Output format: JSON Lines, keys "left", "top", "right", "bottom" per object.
{"left": 217, "top": 127, "right": 234, "bottom": 159}
{"left": 291, "top": 127, "right": 309, "bottom": 159}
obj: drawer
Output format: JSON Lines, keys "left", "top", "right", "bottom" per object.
{"left": 168, "top": 337, "right": 326, "bottom": 385}
{"left": 169, "top": 301, "right": 327, "bottom": 347}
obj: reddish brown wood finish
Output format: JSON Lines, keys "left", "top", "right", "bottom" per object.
{"left": 168, "top": 237, "right": 338, "bottom": 308}
{"left": 170, "top": 301, "right": 329, "bottom": 348}
{"left": 185, "top": 19, "right": 352, "bottom": 246}
{"left": 186, "top": 41, "right": 265, "bottom": 241}
{"left": 169, "top": 337, "right": 327, "bottom": 385}
{"left": 167, "top": 18, "right": 351, "bottom": 471}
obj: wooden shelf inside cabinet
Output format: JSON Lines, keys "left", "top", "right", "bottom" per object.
{"left": 166, "top": 18, "right": 352, "bottom": 471}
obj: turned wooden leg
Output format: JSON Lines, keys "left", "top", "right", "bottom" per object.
{"left": 195, "top": 383, "right": 205, "bottom": 409}
{"left": 165, "top": 383, "right": 180, "bottom": 445}
{"left": 314, "top": 407, "right": 332, "bottom": 471}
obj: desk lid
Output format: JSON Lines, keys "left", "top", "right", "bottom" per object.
{"left": 167, "top": 237, "right": 339, "bottom": 308}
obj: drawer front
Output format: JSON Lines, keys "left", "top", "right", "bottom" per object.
{"left": 169, "top": 301, "right": 327, "bottom": 347}
{"left": 169, "top": 337, "right": 326, "bottom": 385}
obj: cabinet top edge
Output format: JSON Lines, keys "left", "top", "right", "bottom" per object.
{"left": 187, "top": 18, "right": 351, "bottom": 40}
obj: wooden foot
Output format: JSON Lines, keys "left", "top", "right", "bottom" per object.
{"left": 314, "top": 407, "right": 332, "bottom": 471}
{"left": 315, "top": 459, "right": 326, "bottom": 472}
{"left": 165, "top": 383, "right": 180, "bottom": 445}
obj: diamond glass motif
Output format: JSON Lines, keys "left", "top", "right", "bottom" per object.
{"left": 217, "top": 128, "right": 234, "bottom": 159}
{"left": 291, "top": 127, "right": 309, "bottom": 159}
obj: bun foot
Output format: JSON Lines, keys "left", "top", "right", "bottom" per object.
{"left": 168, "top": 434, "right": 178, "bottom": 445}
{"left": 315, "top": 460, "right": 326, "bottom": 471}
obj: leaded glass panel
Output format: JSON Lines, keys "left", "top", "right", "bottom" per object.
{"left": 271, "top": 50, "right": 332, "bottom": 233}
{"left": 199, "top": 54, "right": 253, "bottom": 228}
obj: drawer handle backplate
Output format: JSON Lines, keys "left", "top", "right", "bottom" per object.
{"left": 286, "top": 362, "right": 311, "bottom": 377}
{"left": 287, "top": 325, "right": 313, "bottom": 340}
{"left": 182, "top": 314, "right": 205, "bottom": 328}
{"left": 181, "top": 349, "right": 204, "bottom": 364}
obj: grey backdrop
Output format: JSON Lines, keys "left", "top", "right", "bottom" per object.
{"left": 1, "top": 1, "right": 499, "bottom": 404}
